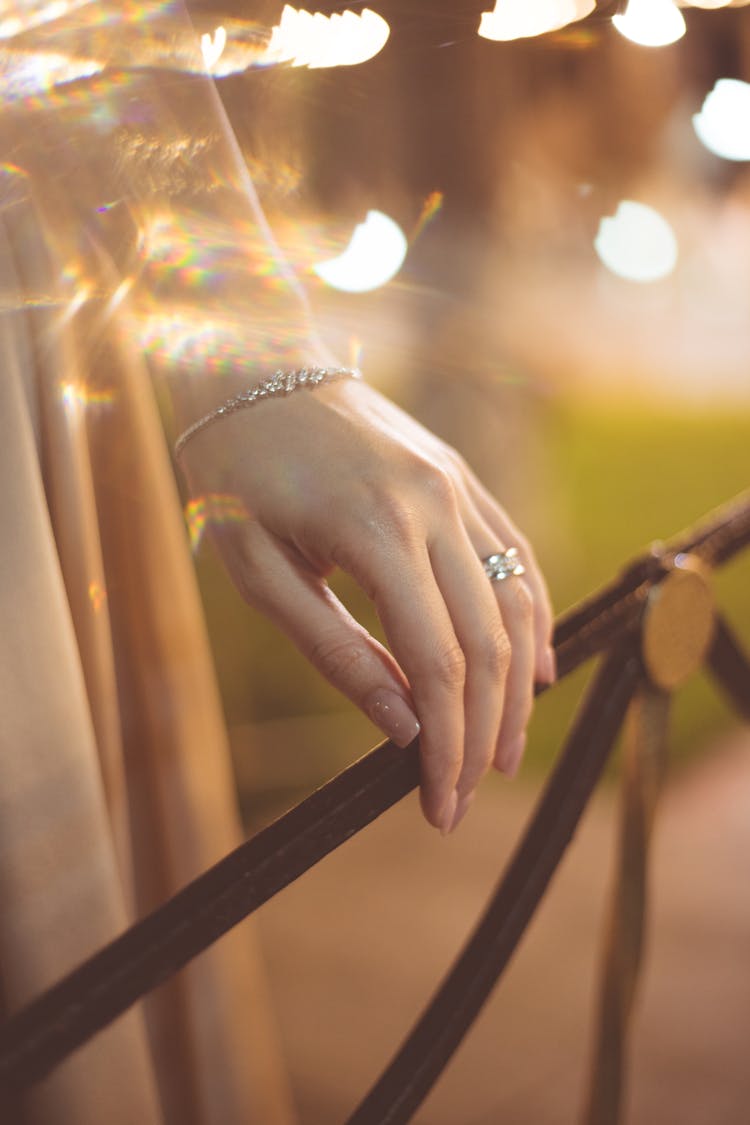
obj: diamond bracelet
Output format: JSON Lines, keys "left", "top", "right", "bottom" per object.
{"left": 173, "top": 365, "right": 361, "bottom": 459}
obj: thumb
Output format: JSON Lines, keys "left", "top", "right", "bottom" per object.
{"left": 214, "top": 520, "right": 421, "bottom": 749}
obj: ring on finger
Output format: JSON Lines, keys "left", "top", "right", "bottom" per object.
{"left": 482, "top": 547, "right": 526, "bottom": 583}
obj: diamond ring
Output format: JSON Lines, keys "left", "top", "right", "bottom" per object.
{"left": 482, "top": 547, "right": 526, "bottom": 582}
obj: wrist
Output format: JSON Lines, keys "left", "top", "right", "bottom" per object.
{"left": 174, "top": 364, "right": 362, "bottom": 461}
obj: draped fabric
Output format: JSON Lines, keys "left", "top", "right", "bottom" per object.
{"left": 0, "top": 4, "right": 306, "bottom": 1121}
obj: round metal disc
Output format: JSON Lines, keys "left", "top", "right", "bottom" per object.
{"left": 642, "top": 555, "right": 715, "bottom": 691}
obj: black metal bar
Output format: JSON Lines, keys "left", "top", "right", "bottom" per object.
{"left": 706, "top": 615, "right": 750, "bottom": 721}
{"left": 0, "top": 741, "right": 420, "bottom": 1098}
{"left": 346, "top": 637, "right": 644, "bottom": 1125}
{"left": 0, "top": 491, "right": 747, "bottom": 1101}
{"left": 0, "top": 580, "right": 636, "bottom": 1099}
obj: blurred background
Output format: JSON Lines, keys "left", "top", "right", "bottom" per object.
{"left": 186, "top": 2, "right": 750, "bottom": 1121}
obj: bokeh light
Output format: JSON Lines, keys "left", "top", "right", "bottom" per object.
{"left": 313, "top": 210, "right": 408, "bottom": 293}
{"left": 478, "top": 0, "right": 595, "bottom": 42}
{"left": 693, "top": 79, "right": 750, "bottom": 161}
{"left": 264, "top": 5, "right": 390, "bottom": 69}
{"left": 613, "top": 0, "right": 686, "bottom": 47}
{"left": 594, "top": 200, "right": 678, "bottom": 282}
{"left": 88, "top": 581, "right": 107, "bottom": 613}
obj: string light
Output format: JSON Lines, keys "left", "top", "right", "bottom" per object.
{"left": 478, "top": 0, "right": 594, "bottom": 42}
{"left": 264, "top": 6, "right": 390, "bottom": 69}
{"left": 612, "top": 0, "right": 686, "bottom": 47}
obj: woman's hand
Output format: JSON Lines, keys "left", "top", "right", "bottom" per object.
{"left": 179, "top": 377, "right": 555, "bottom": 834}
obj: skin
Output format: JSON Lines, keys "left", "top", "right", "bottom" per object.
{"left": 179, "top": 376, "right": 555, "bottom": 835}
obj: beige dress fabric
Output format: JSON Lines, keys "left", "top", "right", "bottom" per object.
{"left": 0, "top": 166, "right": 295, "bottom": 1123}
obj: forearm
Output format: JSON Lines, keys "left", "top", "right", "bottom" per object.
{"left": 3, "top": 1, "right": 327, "bottom": 431}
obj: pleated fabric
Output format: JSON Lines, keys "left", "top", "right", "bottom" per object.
{"left": 0, "top": 168, "right": 295, "bottom": 1125}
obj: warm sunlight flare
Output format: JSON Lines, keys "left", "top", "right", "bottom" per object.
{"left": 0, "top": 0, "right": 94, "bottom": 39}
{"left": 612, "top": 0, "right": 686, "bottom": 46}
{"left": 313, "top": 210, "right": 407, "bottom": 292}
{"left": 264, "top": 5, "right": 390, "bottom": 69}
{"left": 478, "top": 0, "right": 595, "bottom": 41}
{"left": 693, "top": 79, "right": 750, "bottom": 162}
{"left": 594, "top": 201, "right": 678, "bottom": 282}
{"left": 201, "top": 26, "right": 226, "bottom": 70}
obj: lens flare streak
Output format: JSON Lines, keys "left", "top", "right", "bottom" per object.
{"left": 60, "top": 381, "right": 116, "bottom": 408}
{"left": 0, "top": 0, "right": 97, "bottom": 40}
{"left": 185, "top": 493, "right": 249, "bottom": 552}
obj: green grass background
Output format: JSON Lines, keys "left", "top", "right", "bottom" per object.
{"left": 195, "top": 400, "right": 749, "bottom": 810}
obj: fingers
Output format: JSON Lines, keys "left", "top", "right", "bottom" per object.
{"left": 209, "top": 464, "right": 551, "bottom": 839}
{"left": 427, "top": 524, "right": 510, "bottom": 804}
{"left": 343, "top": 535, "right": 469, "bottom": 832}
{"left": 488, "top": 575, "right": 536, "bottom": 776}
{"left": 456, "top": 508, "right": 537, "bottom": 780}
{"left": 462, "top": 474, "right": 556, "bottom": 686}
{"left": 215, "top": 520, "right": 421, "bottom": 749}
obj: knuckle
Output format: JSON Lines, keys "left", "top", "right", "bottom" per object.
{"left": 422, "top": 741, "right": 463, "bottom": 774}
{"left": 429, "top": 642, "right": 467, "bottom": 691}
{"left": 374, "top": 492, "right": 417, "bottom": 544}
{"left": 443, "top": 444, "right": 468, "bottom": 476}
{"left": 342, "top": 483, "right": 418, "bottom": 551}
{"left": 222, "top": 537, "right": 267, "bottom": 607}
{"left": 433, "top": 439, "right": 467, "bottom": 478}
{"left": 460, "top": 755, "right": 493, "bottom": 795}
{"left": 410, "top": 458, "right": 458, "bottom": 509}
{"left": 508, "top": 579, "right": 534, "bottom": 625}
{"left": 478, "top": 624, "right": 512, "bottom": 679}
{"left": 309, "top": 634, "right": 369, "bottom": 685}
{"left": 512, "top": 531, "right": 533, "bottom": 560}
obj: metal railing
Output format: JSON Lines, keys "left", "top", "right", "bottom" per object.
{"left": 1, "top": 491, "right": 749, "bottom": 1124}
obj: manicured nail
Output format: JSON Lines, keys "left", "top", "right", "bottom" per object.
{"left": 450, "top": 791, "right": 475, "bottom": 833}
{"left": 368, "top": 690, "right": 420, "bottom": 748}
{"left": 495, "top": 732, "right": 527, "bottom": 777}
{"left": 540, "top": 645, "right": 557, "bottom": 685}
{"left": 439, "top": 789, "right": 459, "bottom": 837}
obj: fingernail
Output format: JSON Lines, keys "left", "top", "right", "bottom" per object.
{"left": 439, "top": 789, "right": 459, "bottom": 837}
{"left": 368, "top": 690, "right": 420, "bottom": 748}
{"left": 540, "top": 646, "right": 557, "bottom": 685}
{"left": 495, "top": 732, "right": 526, "bottom": 778}
{"left": 450, "top": 791, "right": 475, "bottom": 833}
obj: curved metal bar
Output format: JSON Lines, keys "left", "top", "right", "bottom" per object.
{"left": 554, "top": 491, "right": 750, "bottom": 676}
{"left": 347, "top": 638, "right": 643, "bottom": 1125}
{"left": 0, "top": 493, "right": 747, "bottom": 1102}
{"left": 0, "top": 567, "right": 635, "bottom": 1098}
{"left": 0, "top": 739, "right": 420, "bottom": 1097}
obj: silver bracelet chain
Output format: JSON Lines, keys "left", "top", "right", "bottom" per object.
{"left": 174, "top": 365, "right": 361, "bottom": 459}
